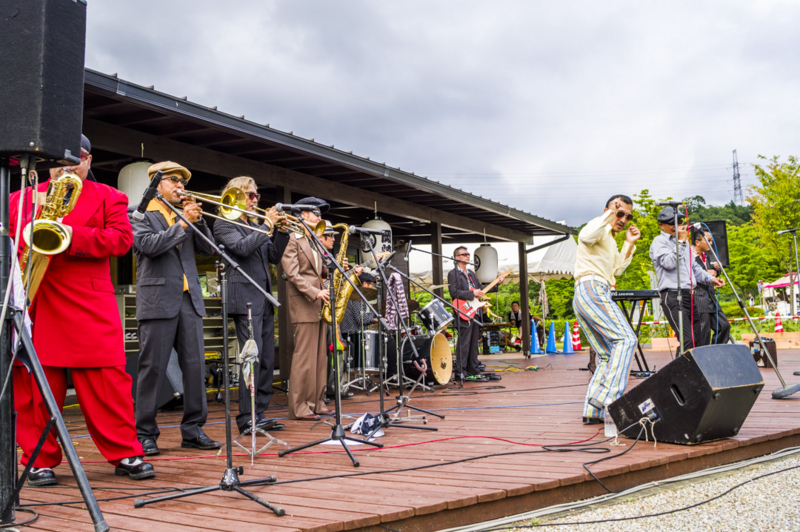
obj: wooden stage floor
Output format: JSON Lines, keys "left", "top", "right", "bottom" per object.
{"left": 14, "top": 349, "right": 800, "bottom": 532}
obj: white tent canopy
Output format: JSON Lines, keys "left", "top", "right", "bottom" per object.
{"left": 408, "top": 233, "right": 577, "bottom": 287}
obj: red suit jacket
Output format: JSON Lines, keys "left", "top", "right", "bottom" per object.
{"left": 9, "top": 179, "right": 133, "bottom": 367}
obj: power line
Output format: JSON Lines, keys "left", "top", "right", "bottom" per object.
{"left": 732, "top": 149, "right": 743, "bottom": 205}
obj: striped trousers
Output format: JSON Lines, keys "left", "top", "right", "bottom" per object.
{"left": 573, "top": 277, "right": 638, "bottom": 418}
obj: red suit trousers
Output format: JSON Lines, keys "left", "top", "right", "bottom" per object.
{"left": 14, "top": 365, "right": 143, "bottom": 468}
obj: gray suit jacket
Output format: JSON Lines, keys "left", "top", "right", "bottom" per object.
{"left": 212, "top": 218, "right": 289, "bottom": 316}
{"left": 131, "top": 206, "right": 217, "bottom": 320}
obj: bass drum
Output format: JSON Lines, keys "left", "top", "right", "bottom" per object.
{"left": 387, "top": 333, "right": 452, "bottom": 385}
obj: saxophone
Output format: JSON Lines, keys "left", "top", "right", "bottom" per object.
{"left": 20, "top": 171, "right": 83, "bottom": 300}
{"left": 321, "top": 223, "right": 358, "bottom": 325}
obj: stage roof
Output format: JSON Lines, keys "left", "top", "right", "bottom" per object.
{"left": 82, "top": 69, "right": 574, "bottom": 244}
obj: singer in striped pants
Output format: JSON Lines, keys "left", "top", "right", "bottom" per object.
{"left": 572, "top": 195, "right": 640, "bottom": 424}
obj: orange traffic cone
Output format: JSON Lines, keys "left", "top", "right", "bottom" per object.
{"left": 775, "top": 312, "right": 784, "bottom": 333}
{"left": 572, "top": 321, "right": 582, "bottom": 350}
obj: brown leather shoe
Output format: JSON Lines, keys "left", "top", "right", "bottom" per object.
{"left": 299, "top": 414, "right": 321, "bottom": 421}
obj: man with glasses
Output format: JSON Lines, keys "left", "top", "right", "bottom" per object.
{"left": 11, "top": 134, "right": 154, "bottom": 485}
{"left": 573, "top": 195, "right": 641, "bottom": 424}
{"left": 212, "top": 176, "right": 289, "bottom": 435}
{"left": 131, "top": 161, "right": 220, "bottom": 455}
{"left": 448, "top": 246, "right": 505, "bottom": 383}
{"left": 691, "top": 227, "right": 730, "bottom": 345}
{"left": 650, "top": 208, "right": 724, "bottom": 357}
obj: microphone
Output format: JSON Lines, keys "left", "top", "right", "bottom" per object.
{"left": 690, "top": 222, "right": 703, "bottom": 229}
{"left": 349, "top": 225, "right": 390, "bottom": 236}
{"left": 778, "top": 229, "right": 798, "bottom": 235}
{"left": 131, "top": 171, "right": 164, "bottom": 222}
{"left": 274, "top": 203, "right": 318, "bottom": 213}
{"left": 656, "top": 200, "right": 683, "bottom": 207}
{"left": 404, "top": 240, "right": 412, "bottom": 262}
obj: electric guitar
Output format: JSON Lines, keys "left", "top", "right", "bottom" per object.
{"left": 452, "top": 269, "right": 513, "bottom": 321}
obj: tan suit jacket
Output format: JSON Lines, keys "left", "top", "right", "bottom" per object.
{"left": 281, "top": 233, "right": 324, "bottom": 323}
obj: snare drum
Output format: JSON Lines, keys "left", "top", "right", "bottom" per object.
{"left": 346, "top": 331, "right": 381, "bottom": 372}
{"left": 418, "top": 299, "right": 453, "bottom": 335}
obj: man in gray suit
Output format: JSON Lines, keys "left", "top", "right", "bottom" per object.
{"left": 212, "top": 176, "right": 289, "bottom": 434}
{"left": 131, "top": 161, "right": 220, "bottom": 455}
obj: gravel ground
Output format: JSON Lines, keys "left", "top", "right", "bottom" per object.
{"left": 500, "top": 453, "right": 800, "bottom": 532}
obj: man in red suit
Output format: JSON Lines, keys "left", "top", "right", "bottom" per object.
{"left": 11, "top": 135, "right": 154, "bottom": 486}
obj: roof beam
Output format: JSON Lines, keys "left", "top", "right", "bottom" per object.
{"left": 84, "top": 118, "right": 530, "bottom": 242}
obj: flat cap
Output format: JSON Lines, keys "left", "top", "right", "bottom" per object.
{"left": 147, "top": 161, "right": 192, "bottom": 181}
{"left": 657, "top": 206, "right": 685, "bottom": 224}
{"left": 296, "top": 196, "right": 330, "bottom": 214}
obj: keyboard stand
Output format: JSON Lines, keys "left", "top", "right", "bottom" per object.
{"left": 614, "top": 298, "right": 654, "bottom": 376}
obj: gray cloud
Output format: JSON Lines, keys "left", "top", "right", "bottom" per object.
{"left": 85, "top": 1, "right": 800, "bottom": 226}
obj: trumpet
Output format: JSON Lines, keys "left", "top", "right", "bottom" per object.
{"left": 179, "top": 187, "right": 325, "bottom": 237}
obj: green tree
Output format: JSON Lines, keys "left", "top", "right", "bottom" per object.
{"left": 722, "top": 222, "right": 783, "bottom": 295}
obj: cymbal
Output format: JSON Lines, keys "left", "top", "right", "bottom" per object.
{"left": 351, "top": 287, "right": 378, "bottom": 301}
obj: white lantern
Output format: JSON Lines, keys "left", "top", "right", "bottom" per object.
{"left": 360, "top": 217, "right": 392, "bottom": 264}
{"left": 118, "top": 161, "right": 152, "bottom": 208}
{"left": 474, "top": 243, "right": 498, "bottom": 283}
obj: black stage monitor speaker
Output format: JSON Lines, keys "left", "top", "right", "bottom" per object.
{"left": 125, "top": 349, "right": 185, "bottom": 410}
{"left": 0, "top": 0, "right": 87, "bottom": 161}
{"left": 608, "top": 344, "right": 764, "bottom": 445}
{"left": 701, "top": 220, "right": 730, "bottom": 269}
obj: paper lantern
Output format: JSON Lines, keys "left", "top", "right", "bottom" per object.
{"left": 118, "top": 161, "right": 152, "bottom": 208}
{"left": 360, "top": 217, "right": 392, "bottom": 263}
{"left": 474, "top": 243, "right": 498, "bottom": 283}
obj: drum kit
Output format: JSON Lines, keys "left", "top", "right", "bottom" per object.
{"left": 341, "top": 294, "right": 455, "bottom": 394}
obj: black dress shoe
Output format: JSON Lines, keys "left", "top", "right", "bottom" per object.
{"left": 582, "top": 416, "right": 604, "bottom": 425}
{"left": 181, "top": 434, "right": 221, "bottom": 450}
{"left": 478, "top": 364, "right": 487, "bottom": 371}
{"left": 28, "top": 467, "right": 57, "bottom": 487}
{"left": 115, "top": 458, "right": 155, "bottom": 480}
{"left": 323, "top": 397, "right": 332, "bottom": 404}
{"left": 239, "top": 418, "right": 285, "bottom": 435}
{"left": 139, "top": 437, "right": 159, "bottom": 456}
{"left": 341, "top": 391, "right": 354, "bottom": 399}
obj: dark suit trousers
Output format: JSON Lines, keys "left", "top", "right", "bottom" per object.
{"left": 707, "top": 307, "right": 732, "bottom": 345}
{"left": 232, "top": 306, "right": 276, "bottom": 429}
{"left": 660, "top": 290, "right": 705, "bottom": 354}
{"left": 136, "top": 292, "right": 208, "bottom": 441}
{"left": 455, "top": 319, "right": 481, "bottom": 376}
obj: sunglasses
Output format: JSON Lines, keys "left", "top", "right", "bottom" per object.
{"left": 163, "top": 175, "right": 189, "bottom": 186}
{"left": 456, "top": 253, "right": 471, "bottom": 257}
{"left": 615, "top": 211, "right": 634, "bottom": 222}
{"left": 246, "top": 192, "right": 261, "bottom": 201}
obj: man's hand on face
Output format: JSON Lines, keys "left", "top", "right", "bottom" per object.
{"left": 677, "top": 225, "right": 689, "bottom": 242}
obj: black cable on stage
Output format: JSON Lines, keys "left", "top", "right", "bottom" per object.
{"left": 20, "top": 436, "right": 617, "bottom": 507}
{"left": 474, "top": 463, "right": 800, "bottom": 530}
{"left": 0, "top": 508, "right": 38, "bottom": 528}
{"left": 379, "top": 524, "right": 402, "bottom": 532}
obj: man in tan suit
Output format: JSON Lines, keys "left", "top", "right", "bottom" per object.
{"left": 281, "top": 197, "right": 331, "bottom": 420}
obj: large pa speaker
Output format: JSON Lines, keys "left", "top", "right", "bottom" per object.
{"left": 702, "top": 220, "right": 730, "bottom": 269}
{"left": 0, "top": 0, "right": 86, "bottom": 161}
{"left": 125, "top": 349, "right": 185, "bottom": 410}
{"left": 608, "top": 344, "right": 764, "bottom": 445}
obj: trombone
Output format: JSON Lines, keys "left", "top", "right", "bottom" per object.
{"left": 180, "top": 187, "right": 325, "bottom": 237}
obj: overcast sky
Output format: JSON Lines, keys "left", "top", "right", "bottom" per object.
{"left": 85, "top": 1, "right": 800, "bottom": 227}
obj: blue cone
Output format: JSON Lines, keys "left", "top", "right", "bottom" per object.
{"left": 545, "top": 321, "right": 557, "bottom": 353}
{"left": 562, "top": 321, "right": 574, "bottom": 354}
{"left": 531, "top": 320, "right": 542, "bottom": 354}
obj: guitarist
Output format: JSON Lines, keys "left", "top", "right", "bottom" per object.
{"left": 448, "top": 246, "right": 505, "bottom": 382}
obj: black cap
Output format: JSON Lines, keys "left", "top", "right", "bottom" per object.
{"left": 80, "top": 134, "right": 91, "bottom": 154}
{"left": 657, "top": 206, "right": 685, "bottom": 224}
{"left": 296, "top": 196, "right": 330, "bottom": 214}
{"left": 358, "top": 272, "right": 376, "bottom": 284}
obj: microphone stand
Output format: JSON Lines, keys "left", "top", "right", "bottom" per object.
{"left": 362, "top": 239, "right": 441, "bottom": 435}
{"left": 699, "top": 228, "right": 800, "bottom": 399}
{"left": 278, "top": 215, "right": 383, "bottom": 467}
{"left": 782, "top": 229, "right": 800, "bottom": 376}
{"left": 134, "top": 194, "right": 283, "bottom": 515}
{"left": 674, "top": 209, "right": 685, "bottom": 357}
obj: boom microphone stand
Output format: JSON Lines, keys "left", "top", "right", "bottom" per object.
{"left": 362, "top": 240, "right": 440, "bottom": 433}
{"left": 134, "top": 194, "right": 283, "bottom": 515}
{"left": 779, "top": 229, "right": 800, "bottom": 377}
{"left": 278, "top": 215, "right": 383, "bottom": 467}
{"left": 699, "top": 226, "right": 800, "bottom": 399}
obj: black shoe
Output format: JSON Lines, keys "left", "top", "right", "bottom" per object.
{"left": 181, "top": 434, "right": 221, "bottom": 450}
{"left": 115, "top": 457, "right": 155, "bottom": 480}
{"left": 323, "top": 397, "right": 332, "bottom": 404}
{"left": 484, "top": 373, "right": 502, "bottom": 381}
{"left": 28, "top": 467, "right": 57, "bottom": 487}
{"left": 478, "top": 364, "right": 487, "bottom": 371}
{"left": 582, "top": 416, "right": 604, "bottom": 425}
{"left": 139, "top": 437, "right": 159, "bottom": 456}
{"left": 341, "top": 391, "right": 354, "bottom": 399}
{"left": 239, "top": 418, "right": 285, "bottom": 435}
